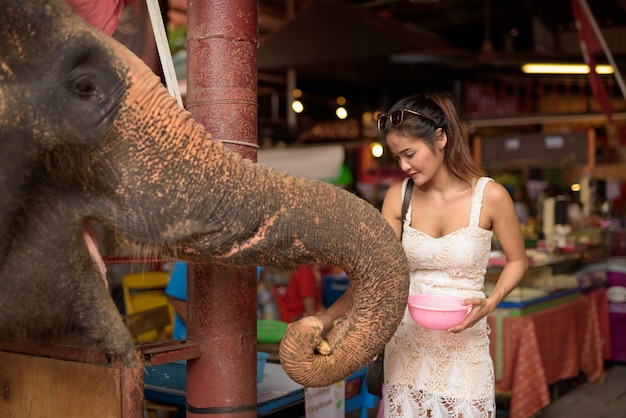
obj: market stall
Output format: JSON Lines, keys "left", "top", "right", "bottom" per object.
{"left": 485, "top": 249, "right": 612, "bottom": 418}
{"left": 488, "top": 288, "right": 608, "bottom": 418}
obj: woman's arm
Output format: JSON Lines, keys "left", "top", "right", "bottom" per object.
{"left": 450, "top": 180, "right": 528, "bottom": 332}
{"left": 314, "top": 288, "right": 352, "bottom": 331}
{"left": 486, "top": 181, "right": 529, "bottom": 307}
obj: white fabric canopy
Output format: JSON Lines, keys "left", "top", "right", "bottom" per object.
{"left": 257, "top": 145, "right": 344, "bottom": 180}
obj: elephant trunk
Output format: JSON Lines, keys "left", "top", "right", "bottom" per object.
{"left": 206, "top": 164, "right": 410, "bottom": 386}
{"left": 100, "top": 41, "right": 411, "bottom": 386}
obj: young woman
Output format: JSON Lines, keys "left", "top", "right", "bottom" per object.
{"left": 377, "top": 92, "right": 528, "bottom": 417}
{"left": 316, "top": 91, "right": 527, "bottom": 417}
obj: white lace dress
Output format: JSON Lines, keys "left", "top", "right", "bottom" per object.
{"left": 384, "top": 177, "right": 496, "bottom": 418}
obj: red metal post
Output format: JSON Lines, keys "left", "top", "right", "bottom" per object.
{"left": 185, "top": 1, "right": 259, "bottom": 417}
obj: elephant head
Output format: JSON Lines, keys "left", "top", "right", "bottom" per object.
{"left": 0, "top": 0, "right": 409, "bottom": 387}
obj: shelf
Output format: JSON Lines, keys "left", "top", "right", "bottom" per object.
{"left": 493, "top": 288, "right": 582, "bottom": 317}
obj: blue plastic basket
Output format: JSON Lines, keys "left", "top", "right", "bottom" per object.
{"left": 144, "top": 352, "right": 271, "bottom": 389}
{"left": 144, "top": 360, "right": 186, "bottom": 391}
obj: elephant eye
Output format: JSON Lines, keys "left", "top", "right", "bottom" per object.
{"left": 70, "top": 74, "right": 99, "bottom": 98}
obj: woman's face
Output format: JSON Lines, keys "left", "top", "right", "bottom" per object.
{"left": 386, "top": 131, "right": 444, "bottom": 185}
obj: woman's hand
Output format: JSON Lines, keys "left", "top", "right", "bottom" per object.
{"left": 447, "top": 297, "right": 496, "bottom": 333}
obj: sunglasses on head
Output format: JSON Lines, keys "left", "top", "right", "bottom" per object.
{"left": 377, "top": 108, "right": 439, "bottom": 133}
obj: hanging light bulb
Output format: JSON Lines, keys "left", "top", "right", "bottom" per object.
{"left": 371, "top": 142, "right": 384, "bottom": 158}
{"left": 291, "top": 100, "right": 304, "bottom": 113}
{"left": 336, "top": 106, "right": 348, "bottom": 119}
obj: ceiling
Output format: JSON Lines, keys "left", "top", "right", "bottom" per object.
{"left": 258, "top": 0, "right": 626, "bottom": 52}
{"left": 165, "top": 0, "right": 626, "bottom": 129}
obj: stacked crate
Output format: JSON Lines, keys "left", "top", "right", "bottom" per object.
{"left": 607, "top": 257, "right": 626, "bottom": 362}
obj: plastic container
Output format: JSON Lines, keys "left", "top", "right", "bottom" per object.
{"left": 257, "top": 319, "right": 288, "bottom": 343}
{"left": 407, "top": 294, "right": 471, "bottom": 330}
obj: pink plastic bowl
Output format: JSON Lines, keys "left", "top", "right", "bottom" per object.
{"left": 407, "top": 294, "right": 471, "bottom": 330}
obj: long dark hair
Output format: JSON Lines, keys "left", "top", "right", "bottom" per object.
{"left": 384, "top": 92, "right": 484, "bottom": 182}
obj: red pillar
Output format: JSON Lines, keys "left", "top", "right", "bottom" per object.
{"left": 185, "top": 1, "right": 259, "bottom": 417}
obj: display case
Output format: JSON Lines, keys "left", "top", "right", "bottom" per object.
{"left": 486, "top": 250, "right": 586, "bottom": 316}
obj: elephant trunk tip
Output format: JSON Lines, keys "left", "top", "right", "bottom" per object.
{"left": 278, "top": 316, "right": 369, "bottom": 387}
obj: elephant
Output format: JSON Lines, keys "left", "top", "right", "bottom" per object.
{"left": 0, "top": 0, "right": 410, "bottom": 387}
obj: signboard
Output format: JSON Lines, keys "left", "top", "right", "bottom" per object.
{"left": 477, "top": 131, "right": 590, "bottom": 169}
{"left": 304, "top": 381, "right": 345, "bottom": 418}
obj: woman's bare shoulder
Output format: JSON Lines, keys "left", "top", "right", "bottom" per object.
{"left": 386, "top": 179, "right": 405, "bottom": 196}
{"left": 482, "top": 179, "right": 517, "bottom": 222}
{"left": 381, "top": 179, "right": 406, "bottom": 219}
{"left": 483, "top": 179, "right": 512, "bottom": 202}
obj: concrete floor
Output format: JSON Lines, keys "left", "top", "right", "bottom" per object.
{"left": 537, "top": 363, "right": 626, "bottom": 418}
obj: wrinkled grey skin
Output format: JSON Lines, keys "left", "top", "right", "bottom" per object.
{"left": 0, "top": 0, "right": 409, "bottom": 387}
